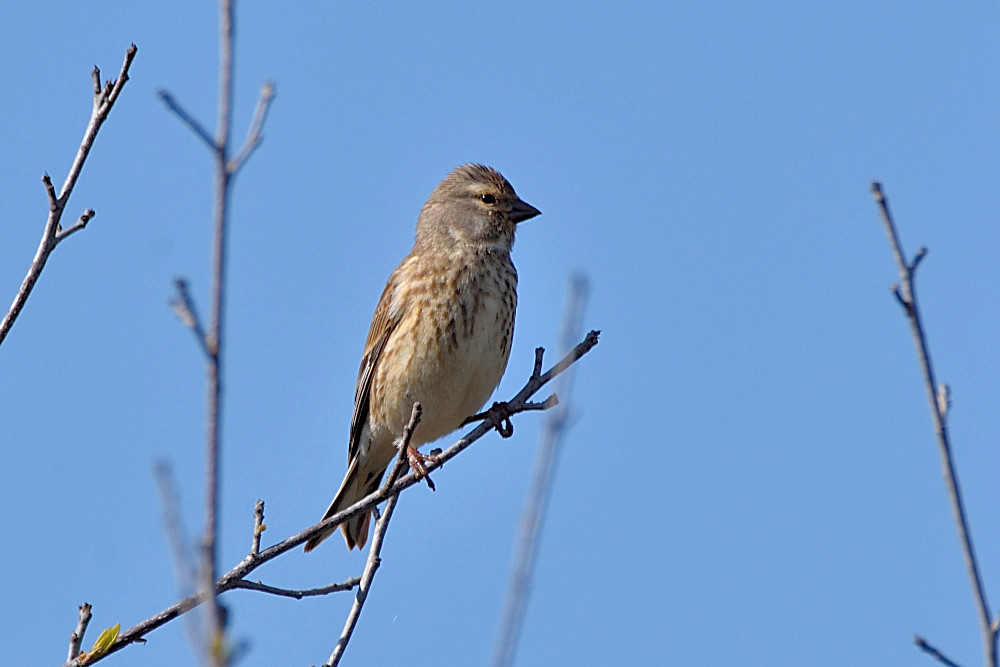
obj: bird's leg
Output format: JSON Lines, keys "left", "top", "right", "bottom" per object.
{"left": 406, "top": 446, "right": 440, "bottom": 491}
{"left": 461, "top": 401, "right": 514, "bottom": 438}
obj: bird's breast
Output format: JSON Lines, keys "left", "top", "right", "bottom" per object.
{"left": 372, "top": 250, "right": 518, "bottom": 445}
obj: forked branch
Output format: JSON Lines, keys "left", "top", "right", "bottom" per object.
{"left": 0, "top": 44, "right": 137, "bottom": 347}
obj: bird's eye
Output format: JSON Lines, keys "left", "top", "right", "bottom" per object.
{"left": 480, "top": 193, "right": 496, "bottom": 205}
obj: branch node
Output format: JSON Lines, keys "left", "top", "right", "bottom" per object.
{"left": 383, "top": 403, "right": 423, "bottom": 493}
{"left": 890, "top": 285, "right": 910, "bottom": 312}
{"left": 936, "top": 383, "right": 951, "bottom": 422}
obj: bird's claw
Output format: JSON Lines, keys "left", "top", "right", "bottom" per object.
{"left": 462, "top": 401, "right": 514, "bottom": 438}
{"left": 407, "top": 445, "right": 440, "bottom": 491}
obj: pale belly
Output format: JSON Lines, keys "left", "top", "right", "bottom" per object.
{"left": 371, "top": 269, "right": 515, "bottom": 447}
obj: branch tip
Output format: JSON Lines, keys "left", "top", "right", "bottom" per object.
{"left": 158, "top": 89, "right": 215, "bottom": 150}
{"left": 913, "top": 634, "right": 964, "bottom": 667}
{"left": 68, "top": 602, "right": 93, "bottom": 661}
{"left": 533, "top": 347, "right": 545, "bottom": 378}
{"left": 42, "top": 173, "right": 58, "bottom": 207}
{"left": 251, "top": 499, "right": 266, "bottom": 557}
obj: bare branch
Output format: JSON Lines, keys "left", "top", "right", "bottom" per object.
{"left": 493, "top": 274, "right": 588, "bottom": 667}
{"left": 915, "top": 635, "right": 965, "bottom": 667}
{"left": 60, "top": 333, "right": 599, "bottom": 666}
{"left": 325, "top": 403, "right": 423, "bottom": 666}
{"left": 198, "top": 2, "right": 236, "bottom": 657}
{"left": 872, "top": 182, "right": 996, "bottom": 666}
{"left": 0, "top": 44, "right": 137, "bottom": 348}
{"left": 158, "top": 1, "right": 275, "bottom": 662}
{"left": 68, "top": 603, "right": 93, "bottom": 662}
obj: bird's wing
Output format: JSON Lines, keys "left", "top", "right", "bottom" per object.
{"left": 348, "top": 265, "right": 407, "bottom": 463}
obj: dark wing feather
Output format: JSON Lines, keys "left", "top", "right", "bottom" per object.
{"left": 348, "top": 272, "right": 404, "bottom": 463}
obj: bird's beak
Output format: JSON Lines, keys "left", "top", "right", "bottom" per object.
{"left": 510, "top": 198, "right": 541, "bottom": 224}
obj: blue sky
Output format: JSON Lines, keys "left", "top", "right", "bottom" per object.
{"left": 3, "top": 2, "right": 1000, "bottom": 666}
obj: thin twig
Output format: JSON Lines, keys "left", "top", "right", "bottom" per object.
{"left": 156, "top": 91, "right": 215, "bottom": 150}
{"left": 170, "top": 279, "right": 211, "bottom": 361}
{"left": 493, "top": 274, "right": 588, "bottom": 667}
{"left": 60, "top": 334, "right": 598, "bottom": 666}
{"left": 154, "top": 462, "right": 197, "bottom": 593}
{"left": 325, "top": 403, "right": 424, "bottom": 666}
{"left": 68, "top": 603, "right": 93, "bottom": 662}
{"left": 229, "top": 81, "right": 276, "bottom": 174}
{"left": 154, "top": 461, "right": 207, "bottom": 657}
{"left": 872, "top": 182, "right": 996, "bottom": 666}
{"left": 55, "top": 209, "right": 95, "bottom": 243}
{"left": 230, "top": 578, "right": 360, "bottom": 599}
{"left": 915, "top": 635, "right": 965, "bottom": 667}
{"left": 0, "top": 44, "right": 137, "bottom": 348}
{"left": 251, "top": 499, "right": 265, "bottom": 558}
{"left": 532, "top": 347, "right": 544, "bottom": 379}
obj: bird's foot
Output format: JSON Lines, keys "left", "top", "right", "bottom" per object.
{"left": 461, "top": 401, "right": 514, "bottom": 438}
{"left": 407, "top": 445, "right": 440, "bottom": 491}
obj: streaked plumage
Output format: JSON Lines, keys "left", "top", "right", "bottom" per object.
{"left": 305, "top": 164, "right": 540, "bottom": 551}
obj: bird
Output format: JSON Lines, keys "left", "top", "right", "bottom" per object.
{"left": 304, "top": 164, "right": 541, "bottom": 551}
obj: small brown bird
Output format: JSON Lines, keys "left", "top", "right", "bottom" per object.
{"left": 305, "top": 164, "right": 541, "bottom": 551}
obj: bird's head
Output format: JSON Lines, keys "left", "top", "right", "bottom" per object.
{"left": 415, "top": 164, "right": 540, "bottom": 251}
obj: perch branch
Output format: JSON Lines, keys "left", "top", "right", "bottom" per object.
{"left": 230, "top": 578, "right": 360, "bottom": 600}
{"left": 61, "top": 332, "right": 598, "bottom": 666}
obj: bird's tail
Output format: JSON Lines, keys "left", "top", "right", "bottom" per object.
{"left": 304, "top": 455, "right": 389, "bottom": 552}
